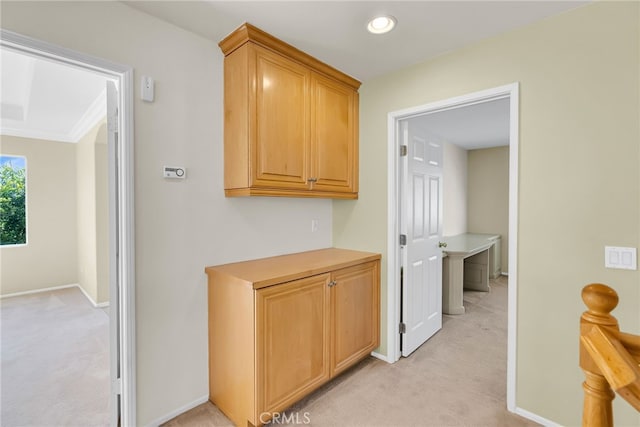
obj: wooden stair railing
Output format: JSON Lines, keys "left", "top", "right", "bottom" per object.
{"left": 580, "top": 283, "right": 640, "bottom": 427}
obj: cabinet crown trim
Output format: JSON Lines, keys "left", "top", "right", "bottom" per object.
{"left": 219, "top": 22, "right": 361, "bottom": 90}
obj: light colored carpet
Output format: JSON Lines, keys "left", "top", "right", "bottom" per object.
{"left": 1, "top": 287, "right": 110, "bottom": 427}
{"left": 164, "top": 276, "right": 539, "bottom": 427}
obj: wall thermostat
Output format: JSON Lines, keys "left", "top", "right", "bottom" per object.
{"left": 164, "top": 166, "right": 186, "bottom": 179}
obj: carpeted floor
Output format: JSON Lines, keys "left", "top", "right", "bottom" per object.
{"left": 1, "top": 286, "right": 110, "bottom": 427}
{"left": 1, "top": 278, "right": 537, "bottom": 426}
{"left": 164, "top": 275, "right": 539, "bottom": 427}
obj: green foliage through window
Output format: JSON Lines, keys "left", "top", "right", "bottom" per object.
{"left": 0, "top": 156, "right": 27, "bottom": 246}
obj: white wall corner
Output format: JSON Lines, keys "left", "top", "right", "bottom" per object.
{"left": 76, "top": 283, "right": 109, "bottom": 308}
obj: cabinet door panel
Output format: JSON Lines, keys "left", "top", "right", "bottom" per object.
{"left": 310, "top": 74, "right": 356, "bottom": 192}
{"left": 331, "top": 261, "right": 379, "bottom": 376}
{"left": 253, "top": 46, "right": 310, "bottom": 188}
{"left": 256, "top": 274, "right": 330, "bottom": 416}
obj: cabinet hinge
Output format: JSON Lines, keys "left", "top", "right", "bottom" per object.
{"left": 399, "top": 323, "right": 406, "bottom": 334}
{"left": 400, "top": 145, "right": 408, "bottom": 157}
{"left": 399, "top": 234, "right": 407, "bottom": 246}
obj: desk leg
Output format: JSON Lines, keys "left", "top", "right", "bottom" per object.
{"left": 442, "top": 256, "right": 465, "bottom": 315}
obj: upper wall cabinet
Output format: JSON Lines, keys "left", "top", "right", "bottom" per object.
{"left": 219, "top": 23, "right": 361, "bottom": 199}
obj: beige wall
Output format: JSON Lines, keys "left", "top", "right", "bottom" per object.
{"left": 77, "top": 120, "right": 109, "bottom": 305}
{"left": 1, "top": 124, "right": 109, "bottom": 304}
{"left": 95, "top": 125, "right": 109, "bottom": 304}
{"left": 0, "top": 136, "right": 78, "bottom": 294}
{"left": 334, "top": 2, "right": 639, "bottom": 425}
{"left": 1, "top": 2, "right": 334, "bottom": 424}
{"left": 467, "top": 146, "right": 509, "bottom": 273}
{"left": 443, "top": 142, "right": 468, "bottom": 236}
{"left": 4, "top": 1, "right": 638, "bottom": 425}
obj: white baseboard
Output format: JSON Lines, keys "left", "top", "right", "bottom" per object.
{"left": 75, "top": 283, "right": 110, "bottom": 308}
{"left": 514, "top": 406, "right": 560, "bottom": 427}
{"left": 371, "top": 350, "right": 392, "bottom": 363}
{"left": 146, "top": 394, "right": 209, "bottom": 427}
{"left": 1, "top": 283, "right": 109, "bottom": 308}
{"left": 1, "top": 283, "right": 78, "bottom": 299}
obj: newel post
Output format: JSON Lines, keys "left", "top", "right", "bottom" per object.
{"left": 580, "top": 284, "right": 620, "bottom": 427}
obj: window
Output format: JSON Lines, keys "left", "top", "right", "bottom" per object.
{"left": 0, "top": 155, "right": 27, "bottom": 246}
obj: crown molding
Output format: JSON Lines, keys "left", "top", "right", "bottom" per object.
{"left": 69, "top": 88, "right": 107, "bottom": 142}
{"left": 0, "top": 127, "right": 76, "bottom": 143}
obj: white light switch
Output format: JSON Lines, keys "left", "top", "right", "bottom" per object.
{"left": 605, "top": 246, "right": 637, "bottom": 270}
{"left": 311, "top": 219, "right": 319, "bottom": 232}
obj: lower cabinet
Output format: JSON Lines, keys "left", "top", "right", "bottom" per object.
{"left": 256, "top": 274, "right": 331, "bottom": 416}
{"left": 205, "top": 248, "right": 380, "bottom": 427}
{"left": 330, "top": 264, "right": 379, "bottom": 376}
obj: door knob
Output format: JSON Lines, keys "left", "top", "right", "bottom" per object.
{"left": 438, "top": 242, "right": 447, "bottom": 248}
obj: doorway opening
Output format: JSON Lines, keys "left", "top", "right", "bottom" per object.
{"left": 386, "top": 83, "right": 519, "bottom": 410}
{"left": 0, "top": 30, "right": 136, "bottom": 425}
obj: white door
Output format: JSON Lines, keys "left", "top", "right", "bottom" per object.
{"left": 106, "top": 80, "right": 121, "bottom": 426}
{"left": 400, "top": 119, "right": 443, "bottom": 357}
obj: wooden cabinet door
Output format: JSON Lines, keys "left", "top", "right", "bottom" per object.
{"left": 310, "top": 74, "right": 357, "bottom": 193}
{"left": 256, "top": 274, "right": 331, "bottom": 417}
{"left": 253, "top": 46, "right": 310, "bottom": 189}
{"left": 330, "top": 261, "right": 379, "bottom": 376}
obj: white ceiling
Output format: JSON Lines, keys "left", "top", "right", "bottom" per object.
{"left": 410, "top": 97, "right": 511, "bottom": 149}
{"left": 125, "top": 0, "right": 589, "bottom": 82}
{"left": 1, "top": 1, "right": 590, "bottom": 148}
{"left": 0, "top": 47, "right": 107, "bottom": 143}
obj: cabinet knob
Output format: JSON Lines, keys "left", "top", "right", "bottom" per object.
{"left": 328, "top": 280, "right": 337, "bottom": 287}
{"left": 307, "top": 177, "right": 318, "bottom": 183}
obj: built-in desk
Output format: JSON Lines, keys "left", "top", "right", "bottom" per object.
{"left": 442, "top": 233, "right": 500, "bottom": 315}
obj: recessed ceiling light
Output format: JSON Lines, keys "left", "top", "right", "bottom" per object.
{"left": 367, "top": 15, "right": 397, "bottom": 35}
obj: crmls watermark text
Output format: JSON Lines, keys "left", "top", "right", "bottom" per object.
{"left": 260, "top": 411, "right": 311, "bottom": 425}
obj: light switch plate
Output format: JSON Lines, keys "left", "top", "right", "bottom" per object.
{"left": 605, "top": 246, "right": 637, "bottom": 270}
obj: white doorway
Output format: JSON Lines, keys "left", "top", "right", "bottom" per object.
{"left": 386, "top": 83, "right": 519, "bottom": 410}
{"left": 0, "top": 30, "right": 136, "bottom": 425}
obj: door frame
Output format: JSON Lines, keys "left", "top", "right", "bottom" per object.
{"left": 1, "top": 30, "right": 137, "bottom": 425}
{"left": 386, "top": 83, "right": 519, "bottom": 411}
